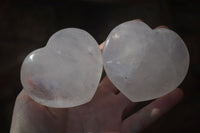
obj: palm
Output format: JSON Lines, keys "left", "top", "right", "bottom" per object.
{"left": 10, "top": 76, "right": 183, "bottom": 133}
{"left": 10, "top": 76, "right": 129, "bottom": 133}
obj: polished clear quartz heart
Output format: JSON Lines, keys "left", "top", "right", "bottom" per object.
{"left": 21, "top": 28, "right": 103, "bottom": 108}
{"left": 103, "top": 20, "right": 189, "bottom": 102}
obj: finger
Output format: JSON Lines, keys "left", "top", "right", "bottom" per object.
{"left": 133, "top": 19, "right": 144, "bottom": 22}
{"left": 99, "top": 42, "right": 105, "bottom": 52}
{"left": 98, "top": 76, "right": 120, "bottom": 95}
{"left": 99, "top": 42, "right": 105, "bottom": 75}
{"left": 122, "top": 88, "right": 184, "bottom": 133}
{"left": 155, "top": 25, "right": 169, "bottom": 29}
{"left": 10, "top": 90, "right": 67, "bottom": 133}
{"left": 121, "top": 101, "right": 138, "bottom": 120}
{"left": 114, "top": 93, "right": 138, "bottom": 118}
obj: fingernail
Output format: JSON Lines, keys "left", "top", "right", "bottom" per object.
{"left": 155, "top": 25, "right": 169, "bottom": 29}
{"left": 133, "top": 19, "right": 143, "bottom": 22}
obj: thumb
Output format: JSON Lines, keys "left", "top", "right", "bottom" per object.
{"left": 10, "top": 90, "right": 67, "bottom": 133}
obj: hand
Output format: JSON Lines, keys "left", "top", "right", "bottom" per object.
{"left": 10, "top": 26, "right": 184, "bottom": 133}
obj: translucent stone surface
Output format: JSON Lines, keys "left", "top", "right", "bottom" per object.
{"left": 21, "top": 28, "right": 103, "bottom": 108}
{"left": 103, "top": 20, "right": 189, "bottom": 102}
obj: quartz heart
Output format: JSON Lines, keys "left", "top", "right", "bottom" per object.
{"left": 103, "top": 20, "right": 189, "bottom": 102}
{"left": 21, "top": 28, "right": 103, "bottom": 108}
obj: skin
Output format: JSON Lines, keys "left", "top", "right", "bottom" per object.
{"left": 10, "top": 20, "right": 184, "bottom": 133}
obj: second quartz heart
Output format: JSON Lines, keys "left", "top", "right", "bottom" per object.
{"left": 103, "top": 20, "right": 189, "bottom": 102}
